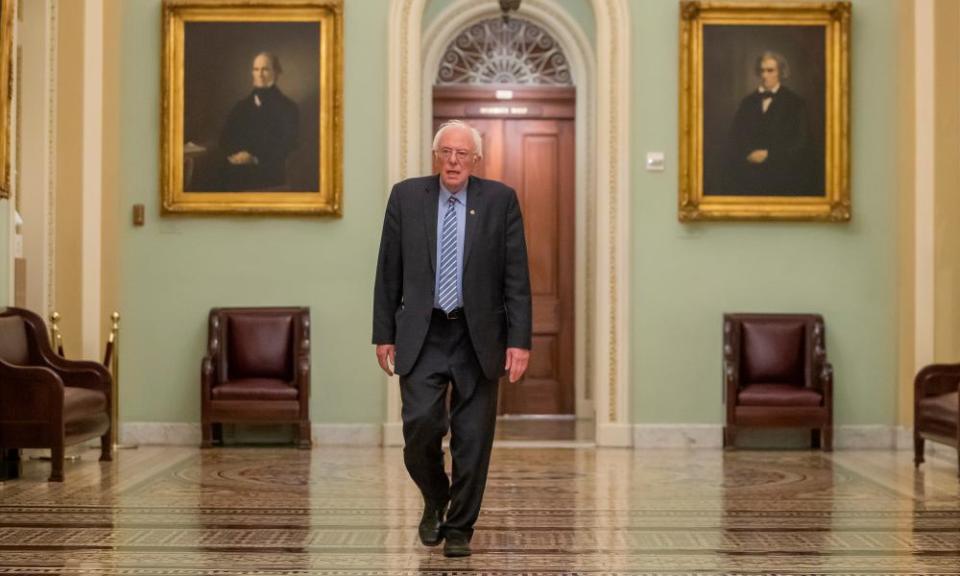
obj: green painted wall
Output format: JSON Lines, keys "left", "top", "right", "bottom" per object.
{"left": 630, "top": 0, "right": 898, "bottom": 425}
{"left": 120, "top": 0, "right": 389, "bottom": 423}
{"left": 119, "top": 0, "right": 899, "bottom": 428}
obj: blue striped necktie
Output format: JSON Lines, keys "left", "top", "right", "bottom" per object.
{"left": 437, "top": 196, "right": 459, "bottom": 312}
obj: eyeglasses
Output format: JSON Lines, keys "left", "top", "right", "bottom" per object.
{"left": 436, "top": 148, "right": 475, "bottom": 163}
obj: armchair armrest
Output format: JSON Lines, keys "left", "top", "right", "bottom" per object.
{"left": 32, "top": 352, "right": 111, "bottom": 392}
{"left": 58, "top": 365, "right": 111, "bottom": 393}
{"left": 820, "top": 361, "right": 833, "bottom": 409}
{"left": 201, "top": 355, "right": 215, "bottom": 398}
{"left": 723, "top": 359, "right": 738, "bottom": 405}
{"left": 0, "top": 359, "right": 65, "bottom": 421}
{"left": 295, "top": 311, "right": 311, "bottom": 396}
{"left": 914, "top": 363, "right": 960, "bottom": 399}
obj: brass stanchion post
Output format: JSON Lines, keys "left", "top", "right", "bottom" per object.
{"left": 106, "top": 312, "right": 137, "bottom": 450}
{"left": 49, "top": 311, "right": 64, "bottom": 356}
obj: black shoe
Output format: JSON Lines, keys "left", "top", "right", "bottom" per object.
{"left": 443, "top": 530, "right": 471, "bottom": 557}
{"left": 418, "top": 500, "right": 447, "bottom": 546}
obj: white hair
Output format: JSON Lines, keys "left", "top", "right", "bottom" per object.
{"left": 432, "top": 120, "right": 483, "bottom": 159}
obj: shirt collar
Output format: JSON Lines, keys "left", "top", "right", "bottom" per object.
{"left": 439, "top": 181, "right": 467, "bottom": 204}
{"left": 759, "top": 84, "right": 781, "bottom": 95}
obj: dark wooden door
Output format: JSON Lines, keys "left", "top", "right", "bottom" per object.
{"left": 434, "top": 86, "right": 575, "bottom": 415}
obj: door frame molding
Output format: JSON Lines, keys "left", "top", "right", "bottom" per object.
{"left": 385, "top": 0, "right": 632, "bottom": 446}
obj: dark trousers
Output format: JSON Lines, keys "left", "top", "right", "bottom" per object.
{"left": 400, "top": 310, "right": 499, "bottom": 538}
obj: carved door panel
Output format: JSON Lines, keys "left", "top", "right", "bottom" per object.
{"left": 433, "top": 87, "right": 575, "bottom": 415}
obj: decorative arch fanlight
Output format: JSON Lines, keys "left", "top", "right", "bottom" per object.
{"left": 436, "top": 16, "right": 573, "bottom": 86}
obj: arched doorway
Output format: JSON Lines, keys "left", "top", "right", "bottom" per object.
{"left": 432, "top": 17, "right": 577, "bottom": 428}
{"left": 385, "top": 0, "right": 633, "bottom": 447}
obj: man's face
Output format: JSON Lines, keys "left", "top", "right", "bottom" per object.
{"left": 760, "top": 57, "right": 780, "bottom": 90}
{"left": 252, "top": 54, "right": 276, "bottom": 88}
{"left": 436, "top": 126, "right": 477, "bottom": 193}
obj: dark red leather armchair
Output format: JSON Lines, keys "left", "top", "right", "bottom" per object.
{"left": 913, "top": 363, "right": 960, "bottom": 477}
{"left": 0, "top": 307, "right": 112, "bottom": 481}
{"left": 201, "top": 307, "right": 311, "bottom": 448}
{"left": 723, "top": 313, "right": 833, "bottom": 450}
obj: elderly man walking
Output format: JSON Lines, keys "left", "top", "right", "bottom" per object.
{"left": 372, "top": 120, "right": 532, "bottom": 557}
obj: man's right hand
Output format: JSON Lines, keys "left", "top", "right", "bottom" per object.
{"left": 376, "top": 344, "right": 396, "bottom": 376}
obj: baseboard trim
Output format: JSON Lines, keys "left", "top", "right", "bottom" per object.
{"left": 383, "top": 422, "right": 404, "bottom": 447}
{"left": 631, "top": 424, "right": 916, "bottom": 450}
{"left": 120, "top": 422, "right": 917, "bottom": 450}
{"left": 596, "top": 423, "right": 633, "bottom": 447}
{"left": 120, "top": 423, "right": 200, "bottom": 446}
{"left": 121, "top": 422, "right": 381, "bottom": 446}
{"left": 633, "top": 424, "right": 721, "bottom": 448}
{"left": 312, "top": 424, "right": 381, "bottom": 446}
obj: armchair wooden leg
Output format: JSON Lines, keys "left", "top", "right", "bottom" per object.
{"left": 2, "top": 449, "right": 20, "bottom": 480}
{"left": 811, "top": 429, "right": 822, "bottom": 449}
{"left": 49, "top": 446, "right": 65, "bottom": 482}
{"left": 201, "top": 422, "right": 213, "bottom": 449}
{"left": 914, "top": 435, "right": 925, "bottom": 467}
{"left": 822, "top": 426, "right": 833, "bottom": 452}
{"left": 723, "top": 426, "right": 735, "bottom": 450}
{"left": 298, "top": 422, "right": 312, "bottom": 449}
{"left": 99, "top": 432, "right": 113, "bottom": 462}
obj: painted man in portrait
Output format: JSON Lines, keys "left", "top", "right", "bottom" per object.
{"left": 217, "top": 51, "right": 299, "bottom": 191}
{"left": 724, "top": 51, "right": 815, "bottom": 196}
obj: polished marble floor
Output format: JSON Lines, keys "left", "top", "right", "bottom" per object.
{"left": 1, "top": 444, "right": 959, "bottom": 575}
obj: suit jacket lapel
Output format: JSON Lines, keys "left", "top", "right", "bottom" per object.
{"left": 463, "top": 177, "right": 483, "bottom": 271}
{"left": 424, "top": 176, "right": 440, "bottom": 274}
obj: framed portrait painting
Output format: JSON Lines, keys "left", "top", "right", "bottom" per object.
{"left": 679, "top": 2, "right": 851, "bottom": 221}
{"left": 0, "top": 0, "right": 14, "bottom": 200}
{"left": 161, "top": 0, "right": 342, "bottom": 215}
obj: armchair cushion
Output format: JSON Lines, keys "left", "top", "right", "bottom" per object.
{"left": 738, "top": 383, "right": 823, "bottom": 407}
{"left": 0, "top": 316, "right": 28, "bottom": 365}
{"left": 64, "top": 387, "right": 109, "bottom": 437}
{"left": 918, "top": 391, "right": 959, "bottom": 430}
{"left": 64, "top": 386, "right": 107, "bottom": 416}
{"left": 741, "top": 320, "right": 805, "bottom": 385}
{"left": 211, "top": 378, "right": 298, "bottom": 401}
{"left": 227, "top": 314, "right": 293, "bottom": 380}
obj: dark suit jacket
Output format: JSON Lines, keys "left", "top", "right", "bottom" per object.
{"left": 723, "top": 86, "right": 817, "bottom": 196}
{"left": 372, "top": 175, "right": 532, "bottom": 381}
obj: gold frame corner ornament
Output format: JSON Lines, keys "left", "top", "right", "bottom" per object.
{"left": 160, "top": 0, "right": 343, "bottom": 216}
{"left": 678, "top": 1, "right": 851, "bottom": 222}
{"left": 0, "top": 0, "right": 14, "bottom": 200}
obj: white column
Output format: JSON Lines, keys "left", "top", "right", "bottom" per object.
{"left": 18, "top": 0, "right": 56, "bottom": 317}
{"left": 915, "top": 0, "right": 935, "bottom": 370}
{"left": 81, "top": 0, "right": 103, "bottom": 360}
{"left": 592, "top": 0, "right": 632, "bottom": 447}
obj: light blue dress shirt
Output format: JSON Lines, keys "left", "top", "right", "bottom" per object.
{"left": 434, "top": 183, "right": 467, "bottom": 309}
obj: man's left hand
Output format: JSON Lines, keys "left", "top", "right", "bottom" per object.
{"left": 505, "top": 347, "right": 530, "bottom": 383}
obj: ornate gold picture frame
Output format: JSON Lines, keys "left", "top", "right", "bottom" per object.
{"left": 162, "top": 0, "right": 342, "bottom": 215}
{"left": 679, "top": 1, "right": 850, "bottom": 221}
{"left": 0, "top": 0, "right": 14, "bottom": 199}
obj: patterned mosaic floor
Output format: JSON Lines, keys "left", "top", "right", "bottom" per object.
{"left": 1, "top": 444, "right": 959, "bottom": 575}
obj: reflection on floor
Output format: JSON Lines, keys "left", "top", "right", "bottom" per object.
{"left": 1, "top": 445, "right": 959, "bottom": 575}
{"left": 494, "top": 417, "right": 595, "bottom": 443}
